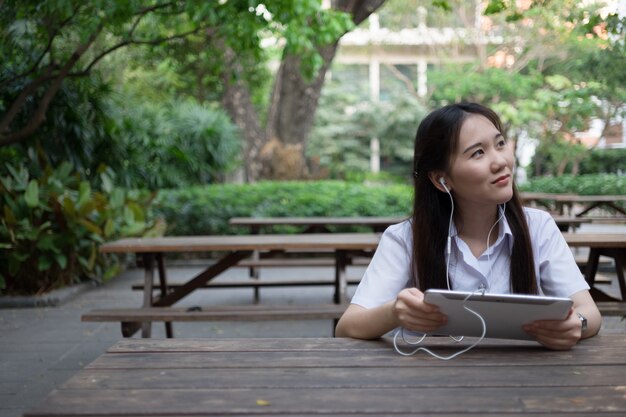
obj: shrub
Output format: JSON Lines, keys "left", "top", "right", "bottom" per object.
{"left": 520, "top": 174, "right": 626, "bottom": 195}
{"left": 0, "top": 161, "right": 164, "bottom": 295}
{"left": 154, "top": 181, "right": 413, "bottom": 235}
{"left": 579, "top": 148, "right": 626, "bottom": 175}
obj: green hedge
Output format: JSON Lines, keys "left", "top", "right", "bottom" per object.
{"left": 153, "top": 175, "right": 625, "bottom": 236}
{"left": 154, "top": 181, "right": 413, "bottom": 235}
{"left": 520, "top": 174, "right": 626, "bottom": 195}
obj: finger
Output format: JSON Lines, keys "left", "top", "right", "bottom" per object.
{"left": 524, "top": 325, "right": 579, "bottom": 350}
{"left": 532, "top": 333, "right": 577, "bottom": 351}
{"left": 399, "top": 289, "right": 440, "bottom": 314}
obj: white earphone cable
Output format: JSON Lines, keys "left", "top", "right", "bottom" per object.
{"left": 392, "top": 184, "right": 506, "bottom": 360}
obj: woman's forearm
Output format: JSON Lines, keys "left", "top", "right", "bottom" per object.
{"left": 335, "top": 302, "right": 399, "bottom": 339}
{"left": 571, "top": 290, "right": 602, "bottom": 339}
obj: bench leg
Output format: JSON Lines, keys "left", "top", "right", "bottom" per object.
{"left": 141, "top": 253, "right": 154, "bottom": 338}
{"left": 157, "top": 253, "right": 174, "bottom": 338}
{"left": 334, "top": 251, "right": 348, "bottom": 304}
{"left": 587, "top": 249, "right": 626, "bottom": 302}
{"left": 607, "top": 248, "right": 626, "bottom": 301}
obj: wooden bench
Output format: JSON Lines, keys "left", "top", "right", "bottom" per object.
{"left": 82, "top": 301, "right": 625, "bottom": 339}
{"left": 82, "top": 304, "right": 348, "bottom": 337}
{"left": 132, "top": 277, "right": 362, "bottom": 291}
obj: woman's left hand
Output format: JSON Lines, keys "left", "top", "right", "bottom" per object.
{"left": 523, "top": 309, "right": 582, "bottom": 350}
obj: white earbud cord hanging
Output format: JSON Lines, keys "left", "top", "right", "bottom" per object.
{"left": 392, "top": 288, "right": 486, "bottom": 360}
{"left": 392, "top": 189, "right": 506, "bottom": 360}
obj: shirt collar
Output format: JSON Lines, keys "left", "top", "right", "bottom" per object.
{"left": 449, "top": 205, "right": 513, "bottom": 253}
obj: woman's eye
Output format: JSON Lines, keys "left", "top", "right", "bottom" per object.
{"left": 471, "top": 149, "right": 484, "bottom": 158}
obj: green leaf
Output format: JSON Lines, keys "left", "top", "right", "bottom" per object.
{"left": 38, "top": 256, "right": 53, "bottom": 271}
{"left": 24, "top": 180, "right": 39, "bottom": 208}
{"left": 104, "top": 218, "right": 115, "bottom": 237}
{"left": 62, "top": 196, "right": 76, "bottom": 218}
{"left": 100, "top": 172, "right": 113, "bottom": 193}
{"left": 77, "top": 181, "right": 91, "bottom": 209}
{"left": 484, "top": 0, "right": 506, "bottom": 15}
{"left": 36, "top": 235, "right": 56, "bottom": 251}
{"left": 78, "top": 219, "right": 103, "bottom": 235}
{"left": 123, "top": 205, "right": 135, "bottom": 224}
{"left": 55, "top": 253, "right": 68, "bottom": 269}
{"left": 110, "top": 188, "right": 125, "bottom": 209}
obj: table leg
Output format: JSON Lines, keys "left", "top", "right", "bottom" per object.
{"left": 585, "top": 248, "right": 626, "bottom": 302}
{"left": 334, "top": 251, "right": 348, "bottom": 304}
{"left": 141, "top": 253, "right": 154, "bottom": 338}
{"left": 249, "top": 226, "right": 260, "bottom": 302}
{"left": 156, "top": 253, "right": 173, "bottom": 338}
{"left": 606, "top": 248, "right": 626, "bottom": 301}
{"left": 575, "top": 201, "right": 626, "bottom": 218}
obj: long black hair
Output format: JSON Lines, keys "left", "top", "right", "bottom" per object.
{"left": 411, "top": 103, "right": 538, "bottom": 295}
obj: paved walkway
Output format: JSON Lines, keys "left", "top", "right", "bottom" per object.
{"left": 1, "top": 222, "right": 625, "bottom": 417}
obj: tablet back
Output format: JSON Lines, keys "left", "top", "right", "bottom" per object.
{"left": 424, "top": 289, "right": 573, "bottom": 340}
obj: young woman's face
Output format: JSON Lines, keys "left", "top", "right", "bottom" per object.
{"left": 447, "top": 114, "right": 515, "bottom": 209}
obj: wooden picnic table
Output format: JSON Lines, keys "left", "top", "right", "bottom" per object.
{"left": 24, "top": 335, "right": 626, "bottom": 416}
{"left": 230, "top": 214, "right": 590, "bottom": 233}
{"left": 95, "top": 233, "right": 380, "bottom": 337}
{"left": 521, "top": 192, "right": 626, "bottom": 218}
{"left": 229, "top": 215, "right": 407, "bottom": 233}
{"left": 87, "top": 232, "right": 626, "bottom": 339}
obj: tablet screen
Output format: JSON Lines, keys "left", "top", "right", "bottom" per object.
{"left": 424, "top": 289, "right": 573, "bottom": 340}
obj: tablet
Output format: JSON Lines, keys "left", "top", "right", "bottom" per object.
{"left": 423, "top": 289, "right": 573, "bottom": 340}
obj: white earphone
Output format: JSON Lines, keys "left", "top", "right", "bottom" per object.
{"left": 439, "top": 177, "right": 450, "bottom": 193}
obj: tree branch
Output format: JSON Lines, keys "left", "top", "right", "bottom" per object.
{"left": 0, "top": 26, "right": 102, "bottom": 147}
{"left": 129, "top": 2, "right": 179, "bottom": 37}
{"left": 82, "top": 26, "right": 207, "bottom": 74}
{"left": 383, "top": 63, "right": 419, "bottom": 99}
{"left": 0, "top": 5, "right": 81, "bottom": 88}
{"left": 0, "top": 69, "right": 55, "bottom": 135}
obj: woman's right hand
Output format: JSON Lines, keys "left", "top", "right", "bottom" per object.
{"left": 393, "top": 288, "right": 448, "bottom": 333}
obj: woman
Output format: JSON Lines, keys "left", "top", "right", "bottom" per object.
{"left": 335, "top": 103, "right": 601, "bottom": 350}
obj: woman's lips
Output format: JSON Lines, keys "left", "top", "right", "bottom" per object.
{"left": 492, "top": 175, "right": 510, "bottom": 185}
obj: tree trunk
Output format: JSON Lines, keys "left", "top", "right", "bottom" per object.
{"left": 242, "top": 0, "right": 386, "bottom": 181}
{"left": 220, "top": 47, "right": 266, "bottom": 182}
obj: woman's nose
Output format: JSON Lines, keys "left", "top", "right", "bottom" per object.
{"left": 490, "top": 151, "right": 508, "bottom": 171}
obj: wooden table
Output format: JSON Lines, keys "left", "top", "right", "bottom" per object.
{"left": 97, "top": 234, "right": 380, "bottom": 337}
{"left": 230, "top": 215, "right": 589, "bottom": 232}
{"left": 521, "top": 192, "right": 626, "bottom": 218}
{"left": 562, "top": 233, "right": 626, "bottom": 302}
{"left": 229, "top": 216, "right": 407, "bottom": 233}
{"left": 92, "top": 233, "right": 626, "bottom": 338}
{"left": 24, "top": 335, "right": 626, "bottom": 416}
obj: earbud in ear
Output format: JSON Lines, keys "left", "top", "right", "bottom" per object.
{"left": 439, "top": 177, "right": 451, "bottom": 194}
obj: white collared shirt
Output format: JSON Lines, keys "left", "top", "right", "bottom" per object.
{"left": 351, "top": 207, "right": 589, "bottom": 309}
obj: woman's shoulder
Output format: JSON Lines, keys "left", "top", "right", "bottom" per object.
{"left": 381, "top": 218, "right": 413, "bottom": 245}
{"left": 521, "top": 206, "right": 560, "bottom": 238}
{"left": 384, "top": 218, "right": 412, "bottom": 235}
{"left": 522, "top": 206, "right": 555, "bottom": 225}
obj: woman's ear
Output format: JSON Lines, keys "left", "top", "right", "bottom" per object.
{"left": 428, "top": 171, "right": 450, "bottom": 193}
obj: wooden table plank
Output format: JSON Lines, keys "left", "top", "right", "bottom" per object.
{"left": 24, "top": 386, "right": 626, "bottom": 416}
{"left": 99, "top": 232, "right": 626, "bottom": 252}
{"left": 65, "top": 365, "right": 626, "bottom": 389}
{"left": 25, "top": 335, "right": 626, "bottom": 417}
{"left": 229, "top": 216, "right": 407, "bottom": 227}
{"left": 105, "top": 335, "right": 625, "bottom": 353}
{"left": 100, "top": 233, "right": 382, "bottom": 253}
